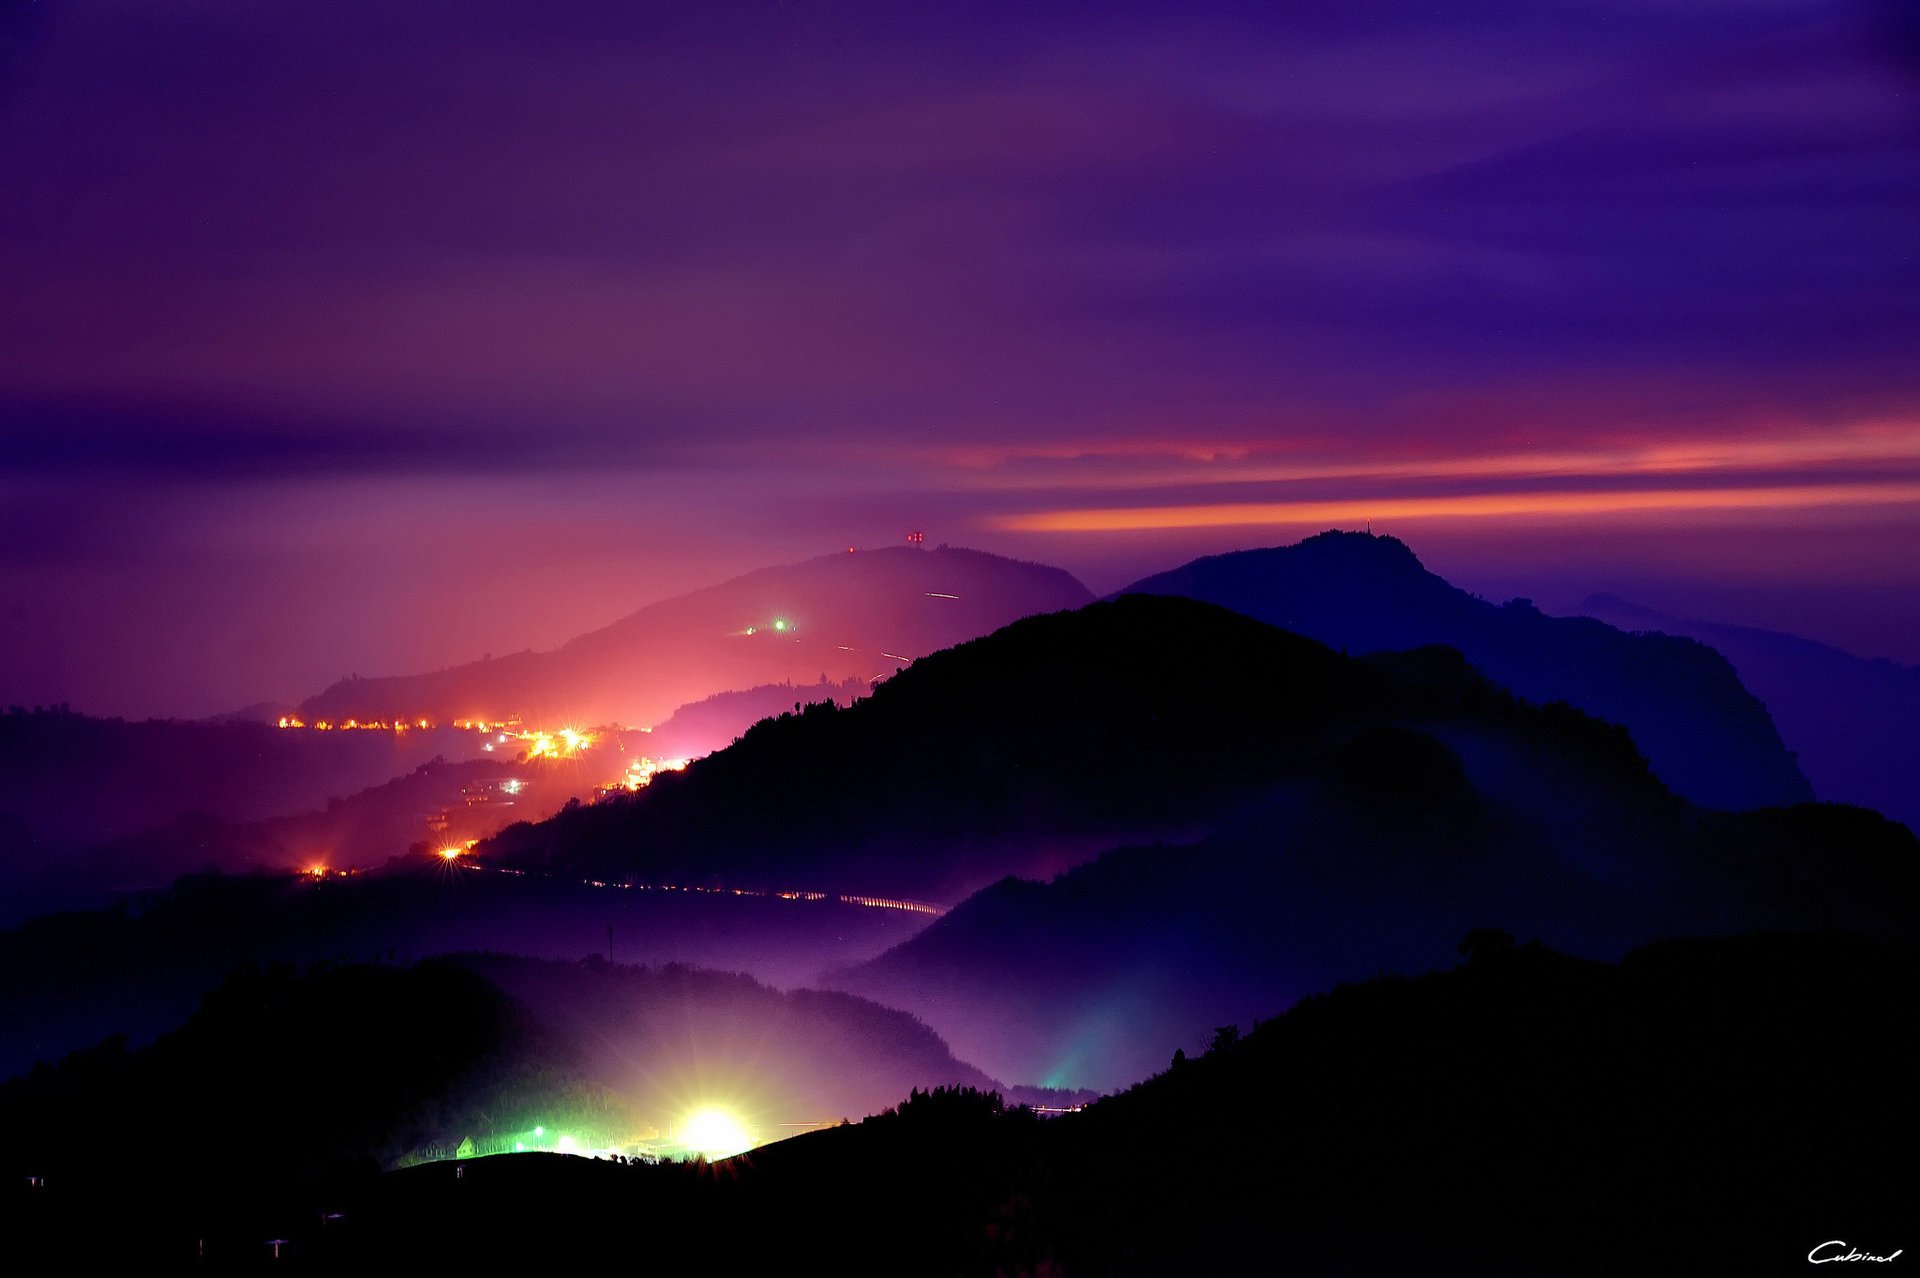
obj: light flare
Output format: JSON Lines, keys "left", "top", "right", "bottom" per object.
{"left": 680, "top": 1107, "right": 754, "bottom": 1160}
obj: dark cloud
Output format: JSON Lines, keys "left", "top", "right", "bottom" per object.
{"left": 0, "top": 398, "right": 709, "bottom": 480}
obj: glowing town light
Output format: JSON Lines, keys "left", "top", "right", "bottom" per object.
{"left": 502, "top": 779, "right": 523, "bottom": 795}
{"left": 560, "top": 728, "right": 583, "bottom": 750}
{"left": 681, "top": 1107, "right": 753, "bottom": 1159}
{"left": 438, "top": 847, "right": 462, "bottom": 861}
{"left": 555, "top": 1134, "right": 580, "bottom": 1155}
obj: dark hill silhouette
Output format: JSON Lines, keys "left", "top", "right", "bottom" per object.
{"left": 439, "top": 953, "right": 1085, "bottom": 1119}
{"left": 479, "top": 593, "right": 1827, "bottom": 912}
{"left": 641, "top": 676, "right": 870, "bottom": 761}
{"left": 17, "top": 935, "right": 1905, "bottom": 1274}
{"left": 0, "top": 861, "right": 936, "bottom": 1081}
{"left": 832, "top": 718, "right": 1918, "bottom": 1088}
{"left": 0, "top": 952, "right": 1085, "bottom": 1266}
{"left": 1580, "top": 592, "right": 1920, "bottom": 831}
{"left": 479, "top": 594, "right": 1418, "bottom": 901}
{"left": 1026, "top": 932, "right": 1915, "bottom": 1276}
{"left": 1118, "top": 530, "right": 1811, "bottom": 811}
{"left": 298, "top": 545, "right": 1092, "bottom": 728}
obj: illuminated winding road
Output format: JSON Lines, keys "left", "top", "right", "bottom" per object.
{"left": 452, "top": 856, "right": 946, "bottom": 917}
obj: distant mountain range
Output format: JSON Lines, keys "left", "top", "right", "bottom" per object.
{"left": 300, "top": 546, "right": 1092, "bottom": 728}
{"left": 832, "top": 738, "right": 1915, "bottom": 1087}
{"left": 483, "top": 588, "right": 1851, "bottom": 916}
{"left": 1579, "top": 592, "right": 1920, "bottom": 831}
{"left": 8, "top": 534, "right": 1834, "bottom": 928}
{"left": 1119, "top": 531, "right": 1811, "bottom": 812}
{"left": 465, "top": 588, "right": 1908, "bottom": 1089}
{"left": 4, "top": 533, "right": 1914, "bottom": 1270}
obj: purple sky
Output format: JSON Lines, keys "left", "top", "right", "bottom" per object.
{"left": 3, "top": 0, "right": 1918, "bottom": 717}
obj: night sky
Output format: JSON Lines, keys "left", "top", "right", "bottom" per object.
{"left": 3, "top": 0, "right": 1917, "bottom": 717}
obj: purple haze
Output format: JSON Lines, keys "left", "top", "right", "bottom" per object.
{"left": 2, "top": 1, "right": 1917, "bottom": 716}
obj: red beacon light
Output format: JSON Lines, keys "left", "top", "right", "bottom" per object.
{"left": 906, "top": 530, "right": 925, "bottom": 545}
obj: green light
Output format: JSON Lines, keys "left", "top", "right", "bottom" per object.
{"left": 773, "top": 619, "right": 787, "bottom": 631}
{"left": 533, "top": 1126, "right": 544, "bottom": 1137}
{"left": 514, "top": 1141, "right": 525, "bottom": 1151}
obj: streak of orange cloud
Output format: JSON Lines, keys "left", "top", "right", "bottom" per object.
{"left": 993, "top": 481, "right": 1920, "bottom": 533}
{"left": 946, "top": 422, "right": 1920, "bottom": 492}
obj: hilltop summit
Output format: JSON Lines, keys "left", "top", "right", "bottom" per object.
{"left": 1119, "top": 531, "right": 1809, "bottom": 811}
{"left": 300, "top": 545, "right": 1092, "bottom": 729}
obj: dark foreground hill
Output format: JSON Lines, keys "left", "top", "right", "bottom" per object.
{"left": 300, "top": 545, "right": 1092, "bottom": 729}
{"left": 0, "top": 950, "right": 1082, "bottom": 1267}
{"left": 1119, "top": 530, "right": 1811, "bottom": 811}
{"left": 11, "top": 934, "right": 1906, "bottom": 1275}
{"left": 1581, "top": 592, "right": 1920, "bottom": 831}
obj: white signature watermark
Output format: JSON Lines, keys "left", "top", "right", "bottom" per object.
{"left": 1810, "top": 1241, "right": 1903, "bottom": 1264}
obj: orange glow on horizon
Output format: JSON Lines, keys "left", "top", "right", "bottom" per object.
{"left": 937, "top": 422, "right": 1920, "bottom": 493}
{"left": 993, "top": 480, "right": 1920, "bottom": 534}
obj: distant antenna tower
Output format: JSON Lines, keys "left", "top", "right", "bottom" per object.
{"left": 906, "top": 530, "right": 925, "bottom": 545}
